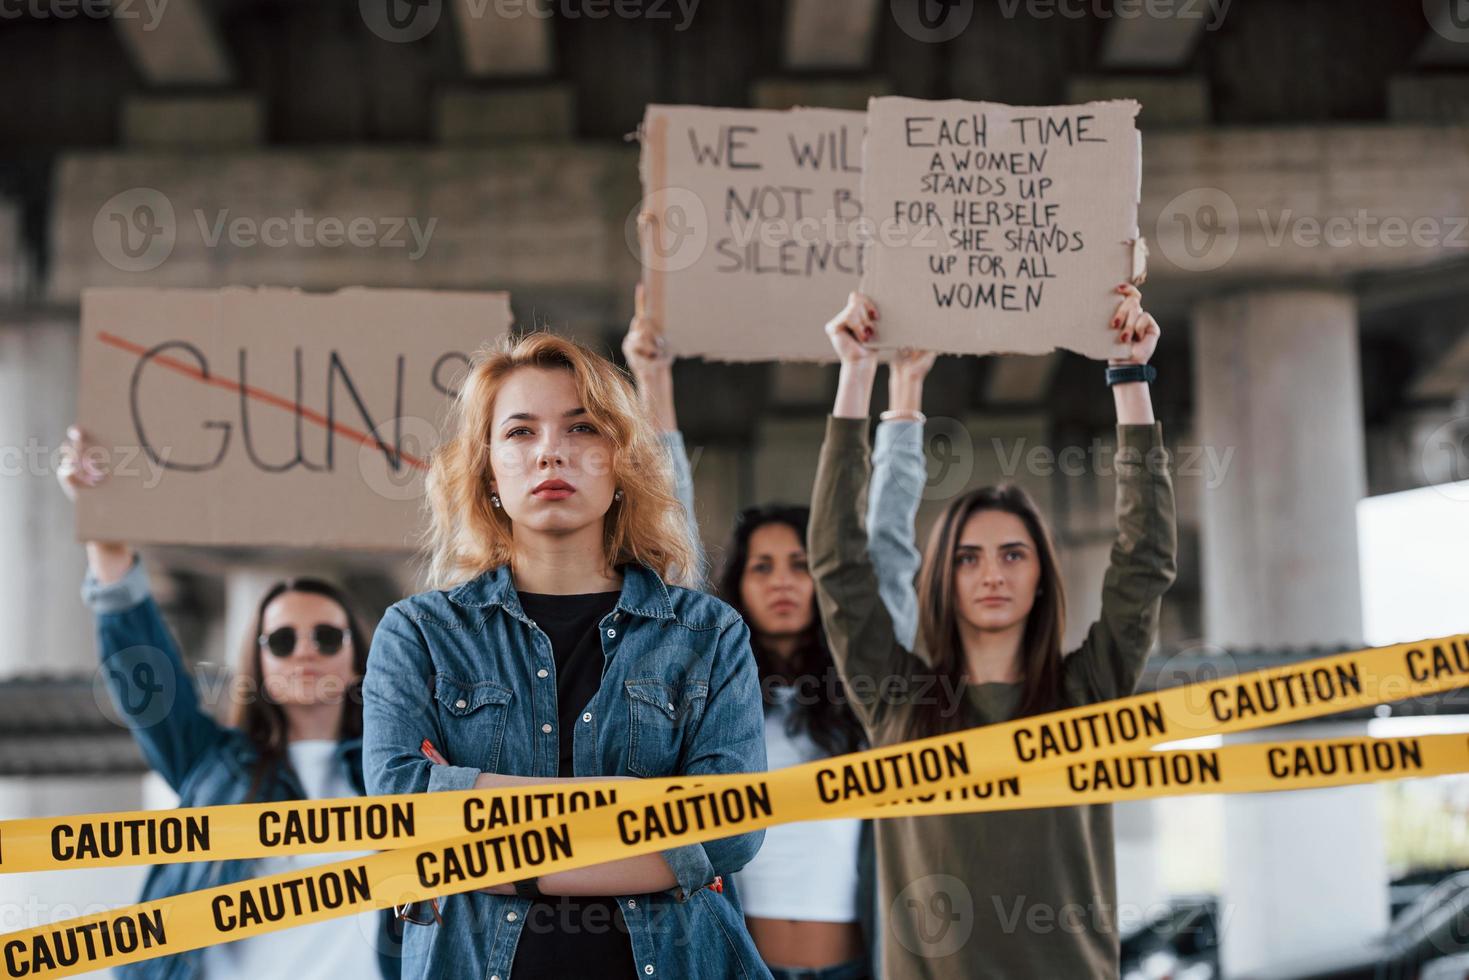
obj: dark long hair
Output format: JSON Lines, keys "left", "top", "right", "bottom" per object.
{"left": 718, "top": 505, "right": 865, "bottom": 758}
{"left": 229, "top": 578, "right": 370, "bottom": 802}
{"left": 908, "top": 484, "right": 1068, "bottom": 739}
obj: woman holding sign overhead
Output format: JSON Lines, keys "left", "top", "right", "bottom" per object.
{"left": 362, "top": 333, "right": 770, "bottom": 980}
{"left": 808, "top": 284, "right": 1177, "bottom": 978}
{"left": 623, "top": 279, "right": 936, "bottom": 980}
{"left": 56, "top": 427, "right": 402, "bottom": 980}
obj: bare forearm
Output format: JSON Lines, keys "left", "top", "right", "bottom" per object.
{"left": 86, "top": 542, "right": 134, "bottom": 585}
{"left": 1112, "top": 380, "right": 1154, "bottom": 425}
{"left": 634, "top": 366, "right": 677, "bottom": 432}
{"left": 834, "top": 361, "right": 877, "bottom": 420}
{"left": 472, "top": 772, "right": 628, "bottom": 791}
{"left": 887, "top": 372, "right": 925, "bottom": 416}
{"left": 505, "top": 854, "right": 677, "bottom": 896}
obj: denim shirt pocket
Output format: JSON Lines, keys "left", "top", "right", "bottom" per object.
{"left": 432, "top": 675, "right": 515, "bottom": 772}
{"left": 623, "top": 678, "right": 709, "bottom": 777}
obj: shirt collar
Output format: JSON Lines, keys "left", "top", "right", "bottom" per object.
{"left": 446, "top": 562, "right": 676, "bottom": 622}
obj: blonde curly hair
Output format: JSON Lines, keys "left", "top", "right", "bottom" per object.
{"left": 421, "top": 331, "right": 699, "bottom": 590}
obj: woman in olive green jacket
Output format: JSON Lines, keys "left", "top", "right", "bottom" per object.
{"left": 807, "top": 283, "right": 1179, "bottom": 980}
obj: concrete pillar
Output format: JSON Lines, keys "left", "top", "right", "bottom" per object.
{"left": 0, "top": 318, "right": 91, "bottom": 677}
{"left": 1193, "top": 289, "right": 1388, "bottom": 976}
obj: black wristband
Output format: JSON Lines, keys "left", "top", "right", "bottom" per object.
{"left": 1106, "top": 363, "right": 1156, "bottom": 386}
{"left": 513, "top": 877, "right": 544, "bottom": 900}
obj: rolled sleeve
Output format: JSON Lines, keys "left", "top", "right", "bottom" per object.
{"left": 660, "top": 838, "right": 717, "bottom": 901}
{"left": 426, "top": 763, "right": 483, "bottom": 794}
{"left": 80, "top": 553, "right": 150, "bottom": 615}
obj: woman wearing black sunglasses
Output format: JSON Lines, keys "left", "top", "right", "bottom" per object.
{"left": 57, "top": 425, "right": 402, "bottom": 980}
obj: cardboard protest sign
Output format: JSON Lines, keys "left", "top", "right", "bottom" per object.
{"left": 76, "top": 286, "right": 512, "bottom": 550}
{"left": 638, "top": 104, "right": 865, "bottom": 362}
{"left": 860, "top": 97, "right": 1143, "bottom": 360}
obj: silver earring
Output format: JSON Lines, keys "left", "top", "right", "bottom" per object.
{"left": 491, "top": 492, "right": 502, "bottom": 508}
{"left": 613, "top": 489, "right": 624, "bottom": 502}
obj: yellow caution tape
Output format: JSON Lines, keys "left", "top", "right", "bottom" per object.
{"left": 1, "top": 633, "right": 1466, "bottom": 978}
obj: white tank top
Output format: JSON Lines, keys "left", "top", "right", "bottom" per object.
{"left": 202, "top": 741, "right": 384, "bottom": 979}
{"left": 734, "top": 687, "right": 862, "bottom": 922}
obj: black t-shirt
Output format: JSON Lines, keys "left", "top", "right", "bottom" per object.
{"left": 511, "top": 590, "right": 637, "bottom": 980}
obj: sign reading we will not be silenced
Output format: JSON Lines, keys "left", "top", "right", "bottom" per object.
{"left": 639, "top": 104, "right": 866, "bottom": 362}
{"left": 77, "top": 287, "right": 512, "bottom": 550}
{"left": 861, "top": 97, "right": 1143, "bottom": 360}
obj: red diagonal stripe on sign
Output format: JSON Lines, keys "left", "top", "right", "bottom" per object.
{"left": 97, "top": 330, "right": 429, "bottom": 471}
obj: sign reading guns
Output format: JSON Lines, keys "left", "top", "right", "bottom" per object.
{"left": 76, "top": 287, "right": 512, "bottom": 549}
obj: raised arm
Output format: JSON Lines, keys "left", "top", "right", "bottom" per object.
{"left": 867, "top": 351, "right": 936, "bottom": 652}
{"left": 59, "top": 427, "right": 228, "bottom": 791}
{"left": 1064, "top": 285, "right": 1178, "bottom": 703}
{"left": 808, "top": 294, "right": 922, "bottom": 737}
{"left": 624, "top": 280, "right": 706, "bottom": 587}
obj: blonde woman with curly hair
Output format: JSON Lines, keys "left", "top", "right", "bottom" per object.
{"left": 363, "top": 332, "right": 772, "bottom": 980}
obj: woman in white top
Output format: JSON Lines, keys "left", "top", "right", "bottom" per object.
{"left": 623, "top": 284, "right": 940, "bottom": 980}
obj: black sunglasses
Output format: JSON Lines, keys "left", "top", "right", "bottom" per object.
{"left": 258, "top": 624, "right": 351, "bottom": 658}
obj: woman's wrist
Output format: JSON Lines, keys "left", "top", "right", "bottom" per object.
{"left": 833, "top": 360, "right": 877, "bottom": 419}
{"left": 887, "top": 374, "right": 924, "bottom": 415}
{"left": 85, "top": 542, "right": 135, "bottom": 586}
{"left": 634, "top": 367, "right": 677, "bottom": 432}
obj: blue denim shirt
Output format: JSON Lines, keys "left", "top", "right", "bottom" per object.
{"left": 362, "top": 561, "right": 771, "bottom": 980}
{"left": 80, "top": 557, "right": 402, "bottom": 980}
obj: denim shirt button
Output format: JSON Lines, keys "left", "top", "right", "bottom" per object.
{"left": 644, "top": 966, "right": 654, "bottom": 975}
{"left": 626, "top": 899, "right": 636, "bottom": 909}
{"left": 506, "top": 912, "right": 518, "bottom": 922}
{"left": 541, "top": 723, "right": 553, "bottom": 734}
{"left": 606, "top": 628, "right": 617, "bottom": 638}
{"left": 537, "top": 668, "right": 548, "bottom": 678}
{"left": 582, "top": 712, "right": 592, "bottom": 723}
{"left": 455, "top": 699, "right": 467, "bottom": 709}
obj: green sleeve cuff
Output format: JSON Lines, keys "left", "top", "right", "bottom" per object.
{"left": 1117, "top": 421, "right": 1164, "bottom": 451}
{"left": 826, "top": 415, "right": 871, "bottom": 451}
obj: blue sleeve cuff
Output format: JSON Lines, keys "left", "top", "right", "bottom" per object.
{"left": 81, "top": 554, "right": 151, "bottom": 615}
{"left": 873, "top": 418, "right": 923, "bottom": 459}
{"left": 660, "top": 841, "right": 716, "bottom": 902}
{"left": 427, "top": 764, "right": 483, "bottom": 794}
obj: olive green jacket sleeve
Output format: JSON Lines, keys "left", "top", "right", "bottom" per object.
{"left": 809, "top": 415, "right": 928, "bottom": 739}
{"left": 1061, "top": 422, "right": 1179, "bottom": 706}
